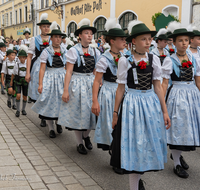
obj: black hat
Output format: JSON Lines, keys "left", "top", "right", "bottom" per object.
{"left": 168, "top": 28, "right": 194, "bottom": 38}
{"left": 37, "top": 13, "right": 52, "bottom": 26}
{"left": 6, "top": 49, "right": 15, "bottom": 56}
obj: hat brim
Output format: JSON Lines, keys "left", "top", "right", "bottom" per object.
{"left": 126, "top": 31, "right": 157, "bottom": 42}
{"left": 154, "top": 36, "right": 169, "bottom": 41}
{"left": 74, "top": 27, "right": 97, "bottom": 36}
{"left": 23, "top": 32, "right": 31, "bottom": 35}
{"left": 47, "top": 33, "right": 66, "bottom": 37}
{"left": 168, "top": 32, "right": 194, "bottom": 38}
{"left": 37, "top": 22, "right": 52, "bottom": 26}
{"left": 103, "top": 31, "right": 127, "bottom": 37}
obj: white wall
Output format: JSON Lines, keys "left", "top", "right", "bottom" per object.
{"left": 181, "top": 0, "right": 192, "bottom": 27}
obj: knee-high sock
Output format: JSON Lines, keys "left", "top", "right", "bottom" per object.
{"left": 74, "top": 131, "right": 83, "bottom": 145}
{"left": 22, "top": 100, "right": 27, "bottom": 111}
{"left": 8, "top": 94, "right": 11, "bottom": 101}
{"left": 16, "top": 100, "right": 20, "bottom": 112}
{"left": 171, "top": 149, "right": 181, "bottom": 167}
{"left": 83, "top": 130, "right": 91, "bottom": 138}
{"left": 12, "top": 95, "right": 16, "bottom": 105}
{"left": 46, "top": 120, "right": 54, "bottom": 132}
{"left": 1, "top": 83, "right": 4, "bottom": 91}
{"left": 129, "top": 173, "right": 141, "bottom": 190}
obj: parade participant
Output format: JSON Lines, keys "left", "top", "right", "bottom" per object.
{"left": 10, "top": 45, "right": 28, "bottom": 117}
{"left": 92, "top": 18, "right": 127, "bottom": 153}
{"left": 162, "top": 21, "right": 200, "bottom": 179}
{"left": 32, "top": 21, "right": 67, "bottom": 138}
{"left": 25, "top": 13, "right": 51, "bottom": 127}
{"left": 110, "top": 20, "right": 171, "bottom": 190}
{"left": 61, "top": 35, "right": 67, "bottom": 49}
{"left": 21, "top": 28, "right": 31, "bottom": 47}
{"left": 58, "top": 18, "right": 100, "bottom": 154}
{"left": 0, "top": 40, "right": 7, "bottom": 95}
{"left": 1, "top": 49, "right": 17, "bottom": 109}
{"left": 150, "top": 28, "right": 170, "bottom": 65}
{"left": 165, "top": 31, "right": 176, "bottom": 55}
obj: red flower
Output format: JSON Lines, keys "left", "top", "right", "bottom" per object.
{"left": 169, "top": 49, "right": 175, "bottom": 52}
{"left": 54, "top": 52, "right": 61, "bottom": 56}
{"left": 187, "top": 61, "right": 192, "bottom": 66}
{"left": 84, "top": 52, "right": 91, "bottom": 57}
{"left": 43, "top": 42, "right": 49, "bottom": 46}
{"left": 182, "top": 60, "right": 192, "bottom": 68}
{"left": 160, "top": 54, "right": 166, "bottom": 57}
{"left": 115, "top": 58, "right": 119, "bottom": 62}
{"left": 138, "top": 60, "right": 147, "bottom": 69}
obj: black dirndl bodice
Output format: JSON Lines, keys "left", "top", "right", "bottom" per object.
{"left": 159, "top": 56, "right": 166, "bottom": 66}
{"left": 73, "top": 55, "right": 95, "bottom": 73}
{"left": 127, "top": 53, "right": 153, "bottom": 90}
{"left": 103, "top": 67, "right": 117, "bottom": 82}
{"left": 46, "top": 55, "right": 64, "bottom": 68}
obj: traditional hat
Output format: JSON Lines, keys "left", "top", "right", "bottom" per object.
{"left": 18, "top": 45, "right": 28, "bottom": 57}
{"left": 74, "top": 18, "right": 96, "bottom": 36}
{"left": 23, "top": 27, "right": 31, "bottom": 35}
{"left": 37, "top": 13, "right": 52, "bottom": 26}
{"left": 155, "top": 28, "right": 169, "bottom": 40}
{"left": 126, "top": 20, "right": 157, "bottom": 42}
{"left": 167, "top": 21, "right": 194, "bottom": 38}
{"left": 47, "top": 21, "right": 66, "bottom": 36}
{"left": 103, "top": 18, "right": 127, "bottom": 37}
{"left": 6, "top": 49, "right": 15, "bottom": 56}
{"left": 65, "top": 37, "right": 74, "bottom": 50}
{"left": 186, "top": 24, "right": 200, "bottom": 37}
{"left": 0, "top": 39, "right": 6, "bottom": 47}
{"left": 0, "top": 36, "right": 6, "bottom": 43}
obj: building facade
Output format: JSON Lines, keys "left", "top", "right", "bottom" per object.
{"left": 0, "top": 0, "right": 194, "bottom": 40}
{"left": 0, "top": 0, "right": 34, "bottom": 40}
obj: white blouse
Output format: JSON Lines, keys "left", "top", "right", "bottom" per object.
{"left": 96, "top": 57, "right": 108, "bottom": 73}
{"left": 117, "top": 53, "right": 162, "bottom": 84}
{"left": 28, "top": 37, "right": 35, "bottom": 55}
{"left": 162, "top": 56, "right": 200, "bottom": 79}
{"left": 40, "top": 49, "right": 49, "bottom": 63}
{"left": 13, "top": 61, "right": 27, "bottom": 77}
{"left": 1, "top": 59, "right": 16, "bottom": 75}
{"left": 65, "top": 47, "right": 101, "bottom": 65}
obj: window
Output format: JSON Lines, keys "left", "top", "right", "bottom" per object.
{"left": 2, "top": 15, "right": 4, "bottom": 26}
{"left": 30, "top": 4, "right": 33, "bottom": 20}
{"left": 46, "top": 0, "right": 49, "bottom": 7}
{"left": 25, "top": 6, "right": 27, "bottom": 22}
{"left": 68, "top": 22, "right": 77, "bottom": 36}
{"left": 0, "top": 16, "right": 1, "bottom": 28}
{"left": 19, "top": 9, "right": 22, "bottom": 23}
{"left": 119, "top": 12, "right": 137, "bottom": 32}
{"left": 5, "top": 13, "right": 8, "bottom": 27}
{"left": 41, "top": 0, "right": 44, "bottom": 9}
{"left": 10, "top": 12, "right": 12, "bottom": 25}
{"left": 162, "top": 6, "right": 179, "bottom": 17}
{"left": 2, "top": 0, "right": 4, "bottom": 3}
{"left": 94, "top": 17, "right": 106, "bottom": 39}
{"left": 15, "top": 10, "right": 17, "bottom": 24}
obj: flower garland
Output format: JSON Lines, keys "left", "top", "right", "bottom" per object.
{"left": 181, "top": 60, "right": 192, "bottom": 68}
{"left": 137, "top": 60, "right": 149, "bottom": 69}
{"left": 43, "top": 40, "right": 49, "bottom": 46}
{"left": 114, "top": 55, "right": 121, "bottom": 66}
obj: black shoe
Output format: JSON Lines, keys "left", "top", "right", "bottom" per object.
{"left": 112, "top": 167, "right": 124, "bottom": 175}
{"left": 7, "top": 101, "right": 11, "bottom": 108}
{"left": 21, "top": 110, "right": 27, "bottom": 115}
{"left": 170, "top": 154, "right": 189, "bottom": 170}
{"left": 77, "top": 144, "right": 87, "bottom": 155}
{"left": 139, "top": 179, "right": 146, "bottom": 190}
{"left": 173, "top": 165, "right": 189, "bottom": 178}
{"left": 12, "top": 105, "right": 17, "bottom": 110}
{"left": 83, "top": 136, "right": 93, "bottom": 150}
{"left": 15, "top": 111, "right": 20, "bottom": 117}
{"left": 40, "top": 119, "right": 46, "bottom": 127}
{"left": 49, "top": 130, "right": 56, "bottom": 138}
{"left": 1, "top": 91, "right": 5, "bottom": 95}
{"left": 28, "top": 97, "right": 32, "bottom": 103}
{"left": 56, "top": 124, "right": 63, "bottom": 134}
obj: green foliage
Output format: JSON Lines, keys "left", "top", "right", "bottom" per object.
{"left": 152, "top": 12, "right": 162, "bottom": 26}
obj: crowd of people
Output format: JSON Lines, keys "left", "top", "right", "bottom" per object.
{"left": 0, "top": 12, "right": 200, "bottom": 190}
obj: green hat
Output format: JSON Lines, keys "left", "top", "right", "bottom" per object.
{"left": 126, "top": 23, "right": 157, "bottom": 42}
{"left": 168, "top": 28, "right": 194, "bottom": 38}
{"left": 67, "top": 45, "right": 73, "bottom": 50}
{"left": 156, "top": 34, "right": 169, "bottom": 40}
{"left": 192, "top": 30, "right": 200, "bottom": 37}
{"left": 75, "top": 18, "right": 96, "bottom": 36}
{"left": 23, "top": 31, "right": 31, "bottom": 35}
{"left": 18, "top": 50, "right": 27, "bottom": 57}
{"left": 103, "top": 28, "right": 127, "bottom": 37}
{"left": 166, "top": 31, "right": 172, "bottom": 37}
{"left": 37, "top": 13, "right": 52, "bottom": 26}
{"left": 6, "top": 49, "right": 15, "bottom": 56}
{"left": 47, "top": 21, "right": 66, "bottom": 36}
{"left": 0, "top": 43, "right": 6, "bottom": 47}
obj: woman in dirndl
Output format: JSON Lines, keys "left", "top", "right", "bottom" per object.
{"left": 162, "top": 21, "right": 200, "bottom": 179}
{"left": 58, "top": 18, "right": 100, "bottom": 155}
{"left": 110, "top": 20, "right": 171, "bottom": 190}
{"left": 32, "top": 21, "right": 67, "bottom": 138}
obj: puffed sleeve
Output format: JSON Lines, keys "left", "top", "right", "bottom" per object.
{"left": 95, "top": 57, "right": 108, "bottom": 73}
{"left": 1, "top": 61, "right": 7, "bottom": 74}
{"left": 40, "top": 49, "right": 48, "bottom": 63}
{"left": 28, "top": 37, "right": 35, "bottom": 55}
{"left": 116, "top": 57, "right": 129, "bottom": 84}
{"left": 0, "top": 53, "right": 4, "bottom": 61}
{"left": 161, "top": 57, "right": 173, "bottom": 79}
{"left": 12, "top": 63, "right": 18, "bottom": 75}
{"left": 65, "top": 47, "right": 77, "bottom": 64}
{"left": 195, "top": 57, "right": 200, "bottom": 76}
{"left": 152, "top": 54, "right": 162, "bottom": 81}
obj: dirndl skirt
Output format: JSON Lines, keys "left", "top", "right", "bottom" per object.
{"left": 28, "top": 57, "right": 41, "bottom": 101}
{"left": 31, "top": 67, "right": 66, "bottom": 120}
{"left": 58, "top": 72, "right": 96, "bottom": 130}
{"left": 166, "top": 81, "right": 200, "bottom": 151}
{"left": 94, "top": 81, "right": 118, "bottom": 150}
{"left": 110, "top": 88, "right": 167, "bottom": 173}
